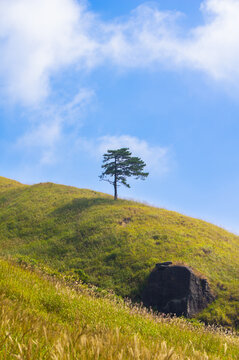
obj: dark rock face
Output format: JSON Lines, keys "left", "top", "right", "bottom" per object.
{"left": 142, "top": 263, "right": 214, "bottom": 317}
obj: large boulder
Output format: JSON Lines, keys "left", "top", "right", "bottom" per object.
{"left": 142, "top": 262, "right": 214, "bottom": 317}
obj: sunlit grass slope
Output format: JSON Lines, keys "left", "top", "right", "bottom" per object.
{"left": 0, "top": 259, "right": 239, "bottom": 359}
{"left": 0, "top": 177, "right": 238, "bottom": 326}
{"left": 0, "top": 176, "right": 25, "bottom": 193}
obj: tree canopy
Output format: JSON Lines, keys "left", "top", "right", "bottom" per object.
{"left": 99, "top": 148, "right": 149, "bottom": 200}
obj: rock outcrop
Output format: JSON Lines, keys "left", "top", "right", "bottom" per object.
{"left": 142, "top": 262, "right": 214, "bottom": 317}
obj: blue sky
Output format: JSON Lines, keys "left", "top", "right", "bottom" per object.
{"left": 1, "top": 0, "right": 239, "bottom": 233}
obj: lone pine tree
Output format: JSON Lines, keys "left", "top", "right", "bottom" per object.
{"left": 99, "top": 148, "right": 149, "bottom": 200}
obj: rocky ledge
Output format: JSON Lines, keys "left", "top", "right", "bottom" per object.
{"left": 142, "top": 262, "right": 214, "bottom": 317}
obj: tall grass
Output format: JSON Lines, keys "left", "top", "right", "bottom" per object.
{"left": 0, "top": 259, "right": 239, "bottom": 359}
{"left": 0, "top": 177, "right": 239, "bottom": 326}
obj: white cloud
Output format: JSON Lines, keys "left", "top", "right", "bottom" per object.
{"left": 62, "top": 88, "right": 95, "bottom": 123}
{"left": 104, "top": 0, "right": 239, "bottom": 83}
{"left": 0, "top": 0, "right": 98, "bottom": 104}
{"left": 182, "top": 0, "right": 239, "bottom": 81}
{"left": 16, "top": 120, "right": 61, "bottom": 165}
{"left": 2, "top": 0, "right": 239, "bottom": 105}
{"left": 79, "top": 135, "right": 170, "bottom": 176}
{"left": 15, "top": 88, "right": 94, "bottom": 164}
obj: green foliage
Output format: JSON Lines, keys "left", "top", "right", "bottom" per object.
{"left": 100, "top": 148, "right": 148, "bottom": 199}
{"left": 0, "top": 259, "right": 238, "bottom": 359}
{"left": 0, "top": 177, "right": 238, "bottom": 326}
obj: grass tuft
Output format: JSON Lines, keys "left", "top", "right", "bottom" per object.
{"left": 0, "top": 259, "right": 239, "bottom": 359}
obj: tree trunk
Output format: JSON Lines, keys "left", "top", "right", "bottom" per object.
{"left": 114, "top": 158, "right": 117, "bottom": 200}
{"left": 114, "top": 182, "right": 117, "bottom": 200}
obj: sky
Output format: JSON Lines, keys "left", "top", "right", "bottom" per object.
{"left": 1, "top": 0, "right": 239, "bottom": 233}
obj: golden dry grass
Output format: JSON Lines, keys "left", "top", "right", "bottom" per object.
{"left": 0, "top": 259, "right": 239, "bottom": 359}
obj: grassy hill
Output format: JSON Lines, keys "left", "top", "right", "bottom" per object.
{"left": 0, "top": 258, "right": 239, "bottom": 359}
{"left": 0, "top": 176, "right": 238, "bottom": 327}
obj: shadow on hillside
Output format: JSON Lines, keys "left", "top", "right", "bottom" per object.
{"left": 51, "top": 197, "right": 116, "bottom": 218}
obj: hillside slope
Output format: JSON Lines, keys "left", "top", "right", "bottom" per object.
{"left": 0, "top": 176, "right": 25, "bottom": 193}
{"left": 0, "top": 259, "right": 239, "bottom": 359}
{"left": 0, "top": 177, "right": 238, "bottom": 326}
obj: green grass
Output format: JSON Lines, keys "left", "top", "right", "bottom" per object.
{"left": 0, "top": 258, "right": 239, "bottom": 359}
{"left": 0, "top": 177, "right": 238, "bottom": 326}
{"left": 0, "top": 176, "right": 24, "bottom": 193}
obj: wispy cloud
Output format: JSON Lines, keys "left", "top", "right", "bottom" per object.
{"left": 79, "top": 135, "right": 170, "bottom": 176}
{"left": 1, "top": 0, "right": 239, "bottom": 105}
{"left": 15, "top": 88, "right": 95, "bottom": 165}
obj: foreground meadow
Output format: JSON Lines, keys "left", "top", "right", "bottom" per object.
{"left": 0, "top": 259, "right": 238, "bottom": 359}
